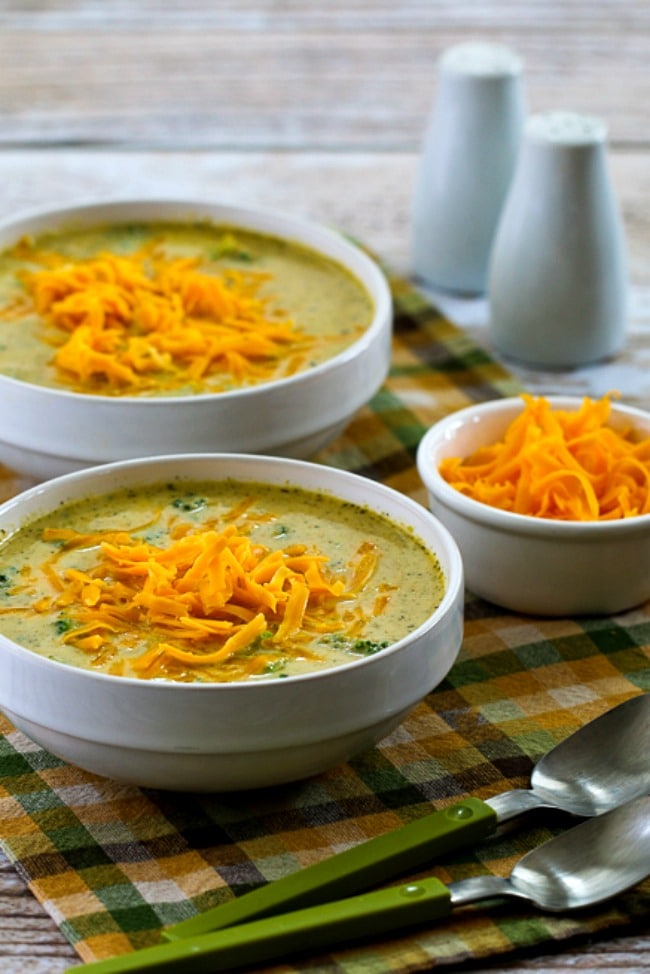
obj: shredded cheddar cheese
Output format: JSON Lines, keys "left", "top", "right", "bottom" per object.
{"left": 25, "top": 522, "right": 382, "bottom": 682}
{"left": 439, "top": 394, "right": 650, "bottom": 521}
{"left": 16, "top": 243, "right": 315, "bottom": 394}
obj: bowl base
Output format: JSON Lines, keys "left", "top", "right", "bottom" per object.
{"left": 4, "top": 708, "right": 413, "bottom": 792}
{"left": 0, "top": 417, "right": 350, "bottom": 482}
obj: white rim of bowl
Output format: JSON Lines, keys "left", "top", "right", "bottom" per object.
{"left": 0, "top": 197, "right": 392, "bottom": 405}
{"left": 0, "top": 452, "right": 464, "bottom": 691}
{"left": 416, "top": 396, "right": 650, "bottom": 539}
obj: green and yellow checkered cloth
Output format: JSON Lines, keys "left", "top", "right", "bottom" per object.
{"left": 0, "top": 271, "right": 648, "bottom": 971}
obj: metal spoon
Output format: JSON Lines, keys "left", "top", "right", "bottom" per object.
{"left": 67, "top": 796, "right": 650, "bottom": 973}
{"left": 164, "top": 693, "right": 650, "bottom": 941}
{"left": 448, "top": 793, "right": 650, "bottom": 912}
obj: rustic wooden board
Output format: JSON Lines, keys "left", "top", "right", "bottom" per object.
{"left": 0, "top": 4, "right": 648, "bottom": 148}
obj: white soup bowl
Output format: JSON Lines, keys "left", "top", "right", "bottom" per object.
{"left": 0, "top": 453, "right": 463, "bottom": 791}
{"left": 0, "top": 199, "right": 392, "bottom": 480}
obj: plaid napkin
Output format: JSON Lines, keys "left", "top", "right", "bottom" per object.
{"left": 0, "top": 269, "right": 648, "bottom": 971}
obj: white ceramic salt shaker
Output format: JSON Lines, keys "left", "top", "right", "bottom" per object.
{"left": 412, "top": 41, "right": 525, "bottom": 294}
{"left": 488, "top": 111, "right": 628, "bottom": 368}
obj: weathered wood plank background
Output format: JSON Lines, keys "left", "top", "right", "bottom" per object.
{"left": 1, "top": 2, "right": 649, "bottom": 150}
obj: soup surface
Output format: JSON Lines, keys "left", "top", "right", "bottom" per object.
{"left": 0, "top": 221, "right": 374, "bottom": 396}
{"left": 0, "top": 479, "right": 444, "bottom": 682}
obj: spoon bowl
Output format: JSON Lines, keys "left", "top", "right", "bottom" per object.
{"left": 451, "top": 795, "right": 650, "bottom": 911}
{"left": 491, "top": 692, "right": 650, "bottom": 821}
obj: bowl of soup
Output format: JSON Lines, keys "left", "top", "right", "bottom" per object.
{"left": 0, "top": 453, "right": 463, "bottom": 791}
{"left": 416, "top": 394, "right": 650, "bottom": 616}
{"left": 0, "top": 199, "right": 392, "bottom": 480}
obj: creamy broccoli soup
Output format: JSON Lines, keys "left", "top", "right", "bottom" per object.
{"left": 0, "top": 221, "right": 374, "bottom": 396}
{"left": 0, "top": 480, "right": 444, "bottom": 683}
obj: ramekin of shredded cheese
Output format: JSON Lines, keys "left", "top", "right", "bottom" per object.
{"left": 416, "top": 394, "right": 650, "bottom": 617}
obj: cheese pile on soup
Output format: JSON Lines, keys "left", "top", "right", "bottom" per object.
{"left": 0, "top": 479, "right": 445, "bottom": 683}
{"left": 0, "top": 221, "right": 374, "bottom": 396}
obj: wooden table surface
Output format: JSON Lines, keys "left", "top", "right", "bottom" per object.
{"left": 0, "top": 3, "right": 648, "bottom": 972}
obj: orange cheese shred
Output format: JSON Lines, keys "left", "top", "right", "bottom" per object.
{"left": 15, "top": 242, "right": 316, "bottom": 395}
{"left": 439, "top": 394, "right": 650, "bottom": 521}
{"left": 36, "top": 521, "right": 382, "bottom": 681}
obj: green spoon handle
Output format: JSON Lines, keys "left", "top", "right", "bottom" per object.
{"left": 68, "top": 877, "right": 452, "bottom": 973}
{"left": 163, "top": 795, "right": 495, "bottom": 941}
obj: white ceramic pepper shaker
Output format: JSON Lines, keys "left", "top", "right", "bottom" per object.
{"left": 488, "top": 111, "right": 628, "bottom": 368}
{"left": 412, "top": 41, "right": 525, "bottom": 294}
